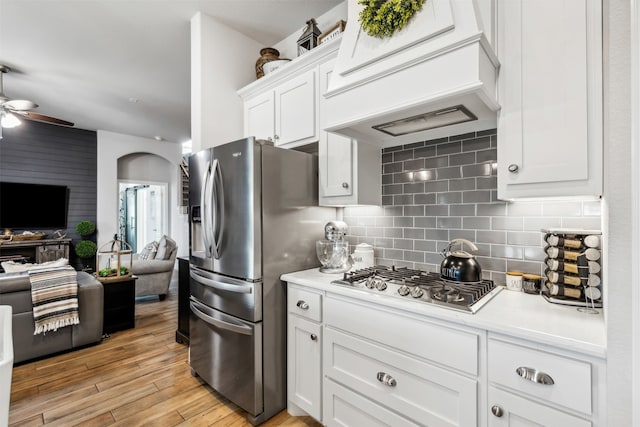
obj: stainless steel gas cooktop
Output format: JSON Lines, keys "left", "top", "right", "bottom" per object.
{"left": 331, "top": 266, "right": 502, "bottom": 314}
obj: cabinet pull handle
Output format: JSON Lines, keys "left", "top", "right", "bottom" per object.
{"left": 516, "top": 366, "right": 555, "bottom": 385}
{"left": 296, "top": 300, "right": 309, "bottom": 310}
{"left": 508, "top": 164, "right": 519, "bottom": 173}
{"left": 342, "top": 182, "right": 349, "bottom": 189}
{"left": 310, "top": 333, "right": 317, "bottom": 341}
{"left": 376, "top": 372, "right": 397, "bottom": 387}
{"left": 491, "top": 405, "right": 503, "bottom": 417}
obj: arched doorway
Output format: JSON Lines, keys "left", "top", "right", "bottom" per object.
{"left": 118, "top": 181, "right": 168, "bottom": 253}
{"left": 117, "top": 152, "right": 172, "bottom": 252}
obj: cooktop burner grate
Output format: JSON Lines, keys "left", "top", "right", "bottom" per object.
{"left": 332, "top": 265, "right": 501, "bottom": 313}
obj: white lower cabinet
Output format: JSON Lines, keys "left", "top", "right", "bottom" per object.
{"left": 322, "top": 295, "right": 480, "bottom": 427}
{"left": 487, "top": 335, "right": 605, "bottom": 426}
{"left": 323, "top": 379, "right": 421, "bottom": 427}
{"left": 286, "top": 285, "right": 323, "bottom": 420}
{"left": 285, "top": 282, "right": 605, "bottom": 427}
{"left": 288, "top": 315, "right": 322, "bottom": 420}
{"left": 323, "top": 327, "right": 477, "bottom": 427}
{"left": 488, "top": 387, "right": 590, "bottom": 427}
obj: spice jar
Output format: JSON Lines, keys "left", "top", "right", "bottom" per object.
{"left": 522, "top": 274, "right": 542, "bottom": 294}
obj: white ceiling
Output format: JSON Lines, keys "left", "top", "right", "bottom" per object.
{"left": 0, "top": 0, "right": 342, "bottom": 144}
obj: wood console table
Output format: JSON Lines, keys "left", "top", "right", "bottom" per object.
{"left": 0, "top": 238, "right": 70, "bottom": 267}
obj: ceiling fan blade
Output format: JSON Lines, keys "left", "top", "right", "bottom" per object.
{"left": 3, "top": 99, "right": 38, "bottom": 111}
{"left": 14, "top": 111, "right": 74, "bottom": 127}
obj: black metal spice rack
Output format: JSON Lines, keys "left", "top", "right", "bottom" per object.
{"left": 541, "top": 228, "right": 603, "bottom": 311}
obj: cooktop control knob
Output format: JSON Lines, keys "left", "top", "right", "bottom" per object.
{"left": 375, "top": 280, "right": 387, "bottom": 291}
{"left": 397, "top": 285, "right": 411, "bottom": 296}
{"left": 410, "top": 287, "right": 424, "bottom": 298}
{"left": 365, "top": 277, "right": 377, "bottom": 289}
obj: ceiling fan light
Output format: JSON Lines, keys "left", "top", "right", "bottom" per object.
{"left": 1, "top": 111, "right": 21, "bottom": 128}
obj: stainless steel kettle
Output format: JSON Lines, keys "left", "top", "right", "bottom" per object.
{"left": 440, "top": 238, "right": 482, "bottom": 283}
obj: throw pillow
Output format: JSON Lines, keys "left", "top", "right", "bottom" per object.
{"left": 155, "top": 236, "right": 168, "bottom": 260}
{"left": 139, "top": 241, "right": 159, "bottom": 260}
{"left": 155, "top": 235, "right": 177, "bottom": 260}
{"left": 1, "top": 257, "right": 69, "bottom": 273}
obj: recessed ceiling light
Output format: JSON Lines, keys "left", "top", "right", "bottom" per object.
{"left": 154, "top": 136, "right": 163, "bottom": 141}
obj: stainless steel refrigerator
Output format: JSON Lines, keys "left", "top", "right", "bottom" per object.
{"left": 188, "top": 137, "right": 334, "bottom": 425}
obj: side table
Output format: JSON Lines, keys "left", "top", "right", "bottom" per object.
{"left": 100, "top": 275, "right": 137, "bottom": 334}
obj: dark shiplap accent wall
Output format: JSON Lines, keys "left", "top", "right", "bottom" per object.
{"left": 343, "top": 129, "right": 602, "bottom": 285}
{"left": 0, "top": 120, "right": 97, "bottom": 268}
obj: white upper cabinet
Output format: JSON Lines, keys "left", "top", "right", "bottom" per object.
{"left": 497, "top": 0, "right": 603, "bottom": 199}
{"left": 244, "top": 91, "right": 274, "bottom": 143}
{"left": 238, "top": 39, "right": 342, "bottom": 149}
{"left": 274, "top": 70, "right": 318, "bottom": 147}
{"left": 318, "top": 56, "right": 380, "bottom": 206}
{"left": 243, "top": 69, "right": 317, "bottom": 147}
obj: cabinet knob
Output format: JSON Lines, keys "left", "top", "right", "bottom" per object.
{"left": 376, "top": 372, "right": 397, "bottom": 387}
{"left": 274, "top": 134, "right": 280, "bottom": 140}
{"left": 296, "top": 300, "right": 309, "bottom": 310}
{"left": 267, "top": 137, "right": 273, "bottom": 142}
{"left": 342, "top": 182, "right": 349, "bottom": 189}
{"left": 508, "top": 164, "right": 519, "bottom": 173}
{"left": 491, "top": 405, "right": 503, "bottom": 417}
{"left": 310, "top": 333, "right": 317, "bottom": 341}
{"left": 516, "top": 366, "right": 555, "bottom": 385}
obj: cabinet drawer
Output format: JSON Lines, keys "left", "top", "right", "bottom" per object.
{"left": 324, "top": 328, "right": 477, "bottom": 427}
{"left": 323, "top": 379, "right": 420, "bottom": 427}
{"left": 488, "top": 338, "right": 592, "bottom": 415}
{"left": 488, "top": 386, "right": 590, "bottom": 427}
{"left": 325, "top": 295, "right": 479, "bottom": 375}
{"left": 287, "top": 286, "right": 322, "bottom": 322}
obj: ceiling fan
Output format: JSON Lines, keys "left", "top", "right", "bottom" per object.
{"left": 0, "top": 64, "right": 74, "bottom": 129}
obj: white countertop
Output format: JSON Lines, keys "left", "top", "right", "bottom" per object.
{"left": 281, "top": 268, "right": 606, "bottom": 359}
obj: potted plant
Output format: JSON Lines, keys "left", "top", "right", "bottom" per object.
{"left": 76, "top": 220, "right": 96, "bottom": 238}
{"left": 75, "top": 220, "right": 97, "bottom": 272}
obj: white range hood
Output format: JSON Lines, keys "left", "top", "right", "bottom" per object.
{"left": 323, "top": 0, "right": 500, "bottom": 146}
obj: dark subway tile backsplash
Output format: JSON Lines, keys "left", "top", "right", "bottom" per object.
{"left": 343, "top": 129, "right": 602, "bottom": 285}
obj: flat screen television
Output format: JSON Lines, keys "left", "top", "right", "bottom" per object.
{"left": 0, "top": 182, "right": 69, "bottom": 230}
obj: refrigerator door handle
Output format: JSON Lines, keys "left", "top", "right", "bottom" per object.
{"left": 190, "top": 269, "right": 253, "bottom": 294}
{"left": 201, "top": 160, "right": 213, "bottom": 258}
{"left": 190, "top": 300, "right": 254, "bottom": 336}
{"left": 211, "top": 158, "right": 224, "bottom": 259}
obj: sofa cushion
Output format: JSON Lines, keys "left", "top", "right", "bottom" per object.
{"left": 1, "top": 257, "right": 69, "bottom": 273}
{"left": 155, "top": 235, "right": 176, "bottom": 260}
{"left": 139, "top": 241, "right": 158, "bottom": 260}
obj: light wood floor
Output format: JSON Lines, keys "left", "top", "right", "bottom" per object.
{"left": 9, "top": 278, "right": 322, "bottom": 427}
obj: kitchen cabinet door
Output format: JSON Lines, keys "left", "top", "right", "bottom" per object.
{"left": 274, "top": 69, "right": 317, "bottom": 147}
{"left": 497, "top": 0, "right": 602, "bottom": 199}
{"left": 488, "top": 386, "right": 590, "bottom": 427}
{"left": 318, "top": 57, "right": 380, "bottom": 206}
{"left": 320, "top": 132, "right": 353, "bottom": 198}
{"left": 244, "top": 91, "right": 274, "bottom": 142}
{"left": 287, "top": 314, "right": 322, "bottom": 421}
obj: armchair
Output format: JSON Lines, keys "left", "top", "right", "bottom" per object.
{"left": 131, "top": 235, "right": 177, "bottom": 300}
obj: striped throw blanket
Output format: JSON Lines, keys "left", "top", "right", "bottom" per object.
{"left": 29, "top": 266, "right": 80, "bottom": 335}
